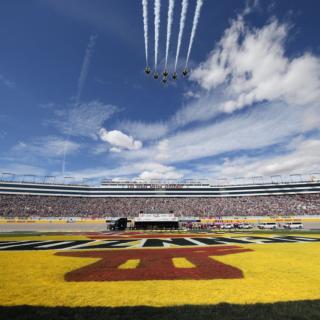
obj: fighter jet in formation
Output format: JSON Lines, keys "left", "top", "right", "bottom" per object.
{"left": 144, "top": 67, "right": 189, "bottom": 84}
{"left": 144, "top": 66, "right": 151, "bottom": 74}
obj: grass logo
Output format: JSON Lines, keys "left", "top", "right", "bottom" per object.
{"left": 57, "top": 246, "right": 252, "bottom": 281}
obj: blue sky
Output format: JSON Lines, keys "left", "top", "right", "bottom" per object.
{"left": 0, "top": 0, "right": 320, "bottom": 183}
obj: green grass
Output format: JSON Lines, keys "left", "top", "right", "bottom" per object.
{"left": 1, "top": 300, "right": 320, "bottom": 320}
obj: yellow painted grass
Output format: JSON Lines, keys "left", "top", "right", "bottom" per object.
{"left": 172, "top": 257, "right": 196, "bottom": 268}
{"left": 1, "top": 240, "right": 320, "bottom": 307}
{"left": 118, "top": 259, "right": 140, "bottom": 269}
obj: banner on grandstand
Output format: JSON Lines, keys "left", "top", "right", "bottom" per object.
{"left": 135, "top": 213, "right": 178, "bottom": 222}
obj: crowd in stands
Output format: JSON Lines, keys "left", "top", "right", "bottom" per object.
{"left": 0, "top": 193, "right": 320, "bottom": 218}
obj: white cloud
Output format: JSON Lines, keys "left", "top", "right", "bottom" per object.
{"left": 52, "top": 101, "right": 117, "bottom": 139}
{"left": 51, "top": 133, "right": 320, "bottom": 183}
{"left": 99, "top": 128, "right": 142, "bottom": 151}
{"left": 117, "top": 120, "right": 169, "bottom": 140}
{"left": 302, "top": 105, "right": 320, "bottom": 131}
{"left": 123, "top": 102, "right": 311, "bottom": 165}
{"left": 138, "top": 163, "right": 183, "bottom": 180}
{"left": 155, "top": 139, "right": 170, "bottom": 161}
{"left": 183, "top": 90, "right": 201, "bottom": 99}
{"left": 91, "top": 143, "right": 108, "bottom": 155}
{"left": 55, "top": 161, "right": 182, "bottom": 182}
{"left": 194, "top": 136, "right": 320, "bottom": 180}
{"left": 170, "top": 92, "right": 221, "bottom": 127}
{"left": 12, "top": 136, "right": 80, "bottom": 157}
{"left": 110, "top": 147, "right": 122, "bottom": 153}
{"left": 0, "top": 164, "right": 46, "bottom": 177}
{"left": 191, "top": 17, "right": 320, "bottom": 113}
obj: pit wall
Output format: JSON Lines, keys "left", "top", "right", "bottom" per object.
{"left": 0, "top": 219, "right": 106, "bottom": 224}
{"left": 200, "top": 217, "right": 320, "bottom": 223}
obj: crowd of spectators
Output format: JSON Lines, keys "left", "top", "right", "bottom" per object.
{"left": 0, "top": 193, "right": 320, "bottom": 218}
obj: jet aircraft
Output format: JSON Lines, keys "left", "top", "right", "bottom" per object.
{"left": 144, "top": 66, "right": 151, "bottom": 74}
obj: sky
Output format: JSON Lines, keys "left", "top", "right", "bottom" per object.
{"left": 0, "top": 0, "right": 320, "bottom": 184}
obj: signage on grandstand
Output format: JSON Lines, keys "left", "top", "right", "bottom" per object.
{"left": 135, "top": 213, "right": 178, "bottom": 222}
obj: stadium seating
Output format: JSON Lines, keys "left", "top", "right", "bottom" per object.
{"left": 0, "top": 194, "right": 319, "bottom": 217}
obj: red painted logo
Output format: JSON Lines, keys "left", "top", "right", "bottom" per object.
{"left": 57, "top": 246, "right": 252, "bottom": 281}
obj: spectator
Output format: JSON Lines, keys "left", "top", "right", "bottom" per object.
{"left": 0, "top": 193, "right": 319, "bottom": 218}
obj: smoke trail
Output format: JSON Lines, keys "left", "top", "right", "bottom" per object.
{"left": 174, "top": 0, "right": 188, "bottom": 71}
{"left": 142, "top": 0, "right": 149, "bottom": 66}
{"left": 185, "top": 0, "right": 203, "bottom": 68}
{"left": 154, "top": 0, "right": 161, "bottom": 71}
{"left": 62, "top": 34, "right": 97, "bottom": 174}
{"left": 165, "top": 0, "right": 175, "bottom": 70}
{"left": 76, "top": 34, "right": 98, "bottom": 104}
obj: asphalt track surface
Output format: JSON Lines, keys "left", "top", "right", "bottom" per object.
{"left": 0, "top": 223, "right": 107, "bottom": 232}
{"left": 1, "top": 222, "right": 320, "bottom": 232}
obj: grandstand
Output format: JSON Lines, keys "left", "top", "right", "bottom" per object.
{"left": 0, "top": 174, "right": 320, "bottom": 218}
{"left": 0, "top": 175, "right": 320, "bottom": 197}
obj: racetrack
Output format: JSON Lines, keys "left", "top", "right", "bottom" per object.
{"left": 1, "top": 222, "right": 320, "bottom": 232}
{"left": 0, "top": 222, "right": 107, "bottom": 233}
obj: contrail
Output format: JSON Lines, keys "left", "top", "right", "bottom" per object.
{"left": 61, "top": 137, "right": 71, "bottom": 175}
{"left": 142, "top": 0, "right": 149, "bottom": 66}
{"left": 185, "top": 0, "right": 203, "bottom": 68}
{"left": 154, "top": 0, "right": 161, "bottom": 71}
{"left": 62, "top": 34, "right": 97, "bottom": 174}
{"left": 76, "top": 34, "right": 98, "bottom": 104}
{"left": 164, "top": 0, "right": 175, "bottom": 70}
{"left": 174, "top": 0, "right": 188, "bottom": 71}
